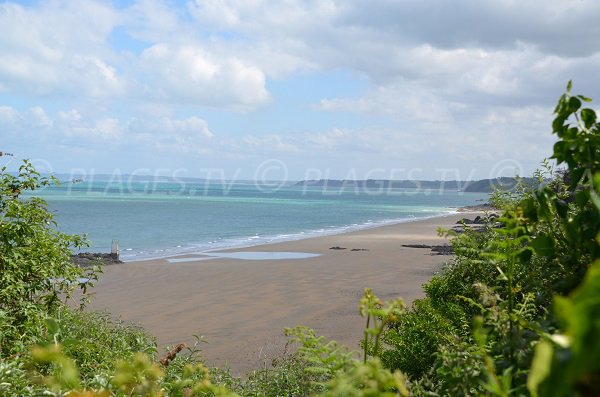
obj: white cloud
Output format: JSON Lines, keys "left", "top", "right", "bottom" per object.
{"left": 0, "top": 105, "right": 19, "bottom": 124}
{"left": 185, "top": 0, "right": 600, "bottom": 75}
{"left": 315, "top": 83, "right": 454, "bottom": 124}
{"left": 4, "top": 0, "right": 596, "bottom": 111}
{"left": 126, "top": 0, "right": 186, "bottom": 43}
{"left": 0, "top": 1, "right": 271, "bottom": 110}
{"left": 1, "top": 0, "right": 599, "bottom": 177}
{"left": 29, "top": 107, "right": 53, "bottom": 128}
{"left": 0, "top": 106, "right": 54, "bottom": 131}
{"left": 126, "top": 114, "right": 216, "bottom": 156}
{"left": 170, "top": 116, "right": 214, "bottom": 139}
{"left": 183, "top": 0, "right": 600, "bottom": 113}
{"left": 139, "top": 43, "right": 270, "bottom": 110}
{"left": 241, "top": 134, "right": 300, "bottom": 154}
{"left": 0, "top": 1, "right": 125, "bottom": 98}
{"left": 1, "top": 105, "right": 215, "bottom": 155}
{"left": 59, "top": 109, "right": 83, "bottom": 123}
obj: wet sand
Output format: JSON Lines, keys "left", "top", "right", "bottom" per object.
{"left": 86, "top": 212, "right": 479, "bottom": 374}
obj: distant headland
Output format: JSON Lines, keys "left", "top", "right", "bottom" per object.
{"left": 294, "top": 176, "right": 536, "bottom": 193}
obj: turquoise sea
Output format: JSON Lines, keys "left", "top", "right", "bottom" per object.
{"left": 34, "top": 180, "right": 489, "bottom": 261}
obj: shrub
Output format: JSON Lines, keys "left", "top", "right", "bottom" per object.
{"left": 381, "top": 299, "right": 454, "bottom": 379}
{"left": 0, "top": 161, "right": 94, "bottom": 354}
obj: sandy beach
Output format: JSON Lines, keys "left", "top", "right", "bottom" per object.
{"left": 86, "top": 212, "right": 481, "bottom": 375}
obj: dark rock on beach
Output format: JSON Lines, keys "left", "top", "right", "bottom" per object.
{"left": 458, "top": 203, "right": 498, "bottom": 212}
{"left": 402, "top": 244, "right": 431, "bottom": 249}
{"left": 402, "top": 244, "right": 454, "bottom": 255}
{"left": 452, "top": 213, "right": 502, "bottom": 233}
{"left": 430, "top": 245, "right": 453, "bottom": 255}
{"left": 71, "top": 252, "right": 123, "bottom": 267}
{"left": 456, "top": 215, "right": 495, "bottom": 225}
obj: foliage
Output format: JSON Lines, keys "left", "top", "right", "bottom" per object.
{"left": 415, "top": 337, "right": 488, "bottom": 396}
{"left": 381, "top": 299, "right": 454, "bottom": 379}
{"left": 527, "top": 260, "right": 600, "bottom": 396}
{"left": 372, "top": 82, "right": 600, "bottom": 395}
{"left": 0, "top": 308, "right": 156, "bottom": 396}
{"left": 240, "top": 353, "right": 309, "bottom": 396}
{"left": 359, "top": 288, "right": 405, "bottom": 362}
{"left": 0, "top": 356, "right": 45, "bottom": 396}
{"left": 284, "top": 326, "right": 356, "bottom": 391}
{"left": 316, "top": 359, "right": 409, "bottom": 397}
{"left": 48, "top": 308, "right": 156, "bottom": 382}
{"left": 521, "top": 83, "right": 600, "bottom": 396}
{"left": 0, "top": 161, "right": 97, "bottom": 354}
{"left": 28, "top": 344, "right": 240, "bottom": 397}
{"left": 23, "top": 338, "right": 409, "bottom": 397}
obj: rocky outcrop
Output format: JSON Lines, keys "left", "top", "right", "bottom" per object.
{"left": 71, "top": 252, "right": 123, "bottom": 267}
{"left": 401, "top": 244, "right": 454, "bottom": 255}
{"left": 452, "top": 214, "right": 503, "bottom": 233}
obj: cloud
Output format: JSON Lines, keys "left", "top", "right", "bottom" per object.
{"left": 0, "top": 105, "right": 19, "bottom": 124}
{"left": 186, "top": 0, "right": 600, "bottom": 107}
{"left": 1, "top": 0, "right": 599, "bottom": 178}
{"left": 186, "top": 0, "right": 600, "bottom": 74}
{"left": 331, "top": 0, "right": 600, "bottom": 56}
{"left": 0, "top": 1, "right": 125, "bottom": 97}
{"left": 0, "top": 1, "right": 272, "bottom": 111}
{"left": 1, "top": 105, "right": 214, "bottom": 155}
{"left": 29, "top": 107, "right": 53, "bottom": 128}
{"left": 1, "top": 106, "right": 56, "bottom": 131}
{"left": 170, "top": 116, "right": 214, "bottom": 139}
{"left": 138, "top": 43, "right": 270, "bottom": 110}
{"left": 4, "top": 0, "right": 597, "bottom": 109}
{"left": 315, "top": 83, "right": 455, "bottom": 124}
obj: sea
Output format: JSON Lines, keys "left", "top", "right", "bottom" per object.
{"left": 31, "top": 180, "right": 489, "bottom": 261}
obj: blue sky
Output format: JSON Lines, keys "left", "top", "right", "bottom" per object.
{"left": 1, "top": 0, "right": 600, "bottom": 180}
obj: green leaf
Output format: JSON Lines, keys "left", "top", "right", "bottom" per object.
{"left": 527, "top": 339, "right": 554, "bottom": 397}
{"left": 576, "top": 94, "right": 592, "bottom": 103}
{"left": 591, "top": 187, "right": 600, "bottom": 212}
{"left": 552, "top": 115, "right": 567, "bottom": 134}
{"left": 45, "top": 318, "right": 59, "bottom": 335}
{"left": 575, "top": 190, "right": 589, "bottom": 207}
{"left": 531, "top": 234, "right": 555, "bottom": 257}
{"left": 552, "top": 141, "right": 567, "bottom": 163}
{"left": 568, "top": 96, "right": 582, "bottom": 113}
{"left": 555, "top": 199, "right": 569, "bottom": 219}
{"left": 61, "top": 338, "right": 80, "bottom": 348}
{"left": 570, "top": 168, "right": 585, "bottom": 189}
{"left": 580, "top": 108, "right": 597, "bottom": 128}
{"left": 518, "top": 247, "right": 533, "bottom": 262}
{"left": 520, "top": 197, "right": 538, "bottom": 221}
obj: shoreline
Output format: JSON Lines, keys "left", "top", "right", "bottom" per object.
{"left": 86, "top": 211, "right": 485, "bottom": 375}
{"left": 122, "top": 209, "right": 463, "bottom": 262}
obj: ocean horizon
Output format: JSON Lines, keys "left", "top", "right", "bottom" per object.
{"left": 32, "top": 180, "right": 489, "bottom": 261}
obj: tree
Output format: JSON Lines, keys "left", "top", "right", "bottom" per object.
{"left": 0, "top": 160, "right": 91, "bottom": 354}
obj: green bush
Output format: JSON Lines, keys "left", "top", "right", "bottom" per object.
{"left": 51, "top": 308, "right": 156, "bottom": 382}
{"left": 0, "top": 161, "right": 93, "bottom": 354}
{"left": 380, "top": 83, "right": 600, "bottom": 395}
{"left": 381, "top": 299, "right": 454, "bottom": 379}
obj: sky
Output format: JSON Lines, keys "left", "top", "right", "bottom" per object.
{"left": 1, "top": 0, "right": 599, "bottom": 181}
